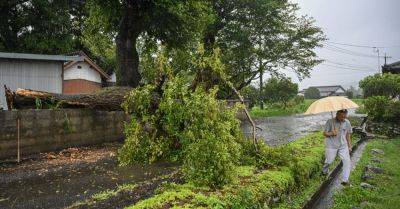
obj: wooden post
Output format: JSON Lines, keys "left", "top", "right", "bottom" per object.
{"left": 17, "top": 116, "right": 20, "bottom": 163}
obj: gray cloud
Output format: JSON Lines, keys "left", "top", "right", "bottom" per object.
{"left": 290, "top": 0, "right": 400, "bottom": 90}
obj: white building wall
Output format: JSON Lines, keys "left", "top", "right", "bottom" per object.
{"left": 0, "top": 59, "right": 63, "bottom": 109}
{"left": 107, "top": 72, "right": 116, "bottom": 83}
{"left": 64, "top": 62, "right": 102, "bottom": 83}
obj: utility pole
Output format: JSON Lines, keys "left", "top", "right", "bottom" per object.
{"left": 383, "top": 53, "right": 392, "bottom": 65}
{"left": 373, "top": 47, "right": 380, "bottom": 73}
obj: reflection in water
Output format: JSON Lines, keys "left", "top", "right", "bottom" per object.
{"left": 241, "top": 110, "right": 362, "bottom": 146}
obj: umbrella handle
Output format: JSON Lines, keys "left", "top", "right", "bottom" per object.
{"left": 330, "top": 111, "right": 336, "bottom": 132}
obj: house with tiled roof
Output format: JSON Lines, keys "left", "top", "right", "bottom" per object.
{"left": 298, "top": 85, "right": 346, "bottom": 98}
{"left": 63, "top": 51, "right": 115, "bottom": 94}
{"left": 382, "top": 60, "right": 400, "bottom": 74}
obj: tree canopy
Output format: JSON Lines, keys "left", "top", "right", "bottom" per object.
{"left": 203, "top": 0, "right": 325, "bottom": 97}
{"left": 263, "top": 77, "right": 298, "bottom": 107}
{"left": 359, "top": 73, "right": 400, "bottom": 99}
{"left": 304, "top": 87, "right": 320, "bottom": 99}
{"left": 0, "top": 0, "right": 324, "bottom": 91}
{"left": 85, "top": 0, "right": 213, "bottom": 87}
{"left": 0, "top": 0, "right": 85, "bottom": 54}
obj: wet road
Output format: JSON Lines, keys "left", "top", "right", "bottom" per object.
{"left": 0, "top": 156, "right": 175, "bottom": 209}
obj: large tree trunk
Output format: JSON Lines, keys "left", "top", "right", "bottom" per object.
{"left": 116, "top": 3, "right": 142, "bottom": 87}
{"left": 4, "top": 86, "right": 132, "bottom": 111}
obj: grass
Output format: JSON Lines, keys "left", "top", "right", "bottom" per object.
{"left": 352, "top": 98, "right": 366, "bottom": 114}
{"left": 92, "top": 183, "right": 137, "bottom": 201}
{"left": 124, "top": 132, "right": 327, "bottom": 209}
{"left": 331, "top": 138, "right": 400, "bottom": 209}
{"left": 250, "top": 98, "right": 366, "bottom": 118}
{"left": 250, "top": 99, "right": 316, "bottom": 118}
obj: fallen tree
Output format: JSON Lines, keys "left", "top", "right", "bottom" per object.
{"left": 4, "top": 85, "right": 132, "bottom": 111}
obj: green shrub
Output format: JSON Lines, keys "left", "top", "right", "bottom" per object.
{"left": 119, "top": 75, "right": 245, "bottom": 187}
{"left": 364, "top": 96, "right": 400, "bottom": 123}
{"left": 359, "top": 73, "right": 400, "bottom": 99}
{"left": 293, "top": 95, "right": 305, "bottom": 104}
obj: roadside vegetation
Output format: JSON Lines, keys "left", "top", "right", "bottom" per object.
{"left": 250, "top": 99, "right": 316, "bottom": 118}
{"left": 123, "top": 132, "right": 327, "bottom": 209}
{"left": 331, "top": 138, "right": 400, "bottom": 209}
{"left": 359, "top": 73, "right": 400, "bottom": 123}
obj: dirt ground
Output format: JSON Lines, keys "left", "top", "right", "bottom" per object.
{"left": 0, "top": 143, "right": 176, "bottom": 209}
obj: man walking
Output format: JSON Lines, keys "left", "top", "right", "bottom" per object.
{"left": 322, "top": 109, "right": 352, "bottom": 185}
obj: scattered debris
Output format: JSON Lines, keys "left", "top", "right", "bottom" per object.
{"left": 370, "top": 157, "right": 384, "bottom": 163}
{"left": 364, "top": 165, "right": 385, "bottom": 174}
{"left": 370, "top": 149, "right": 385, "bottom": 155}
{"left": 360, "top": 182, "right": 375, "bottom": 189}
{"left": 361, "top": 173, "right": 374, "bottom": 181}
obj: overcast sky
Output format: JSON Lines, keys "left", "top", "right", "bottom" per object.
{"left": 284, "top": 0, "right": 400, "bottom": 90}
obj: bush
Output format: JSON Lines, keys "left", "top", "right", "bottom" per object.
{"left": 293, "top": 95, "right": 305, "bottom": 104}
{"left": 119, "top": 75, "right": 245, "bottom": 187}
{"left": 364, "top": 96, "right": 400, "bottom": 123}
{"left": 263, "top": 77, "right": 298, "bottom": 107}
{"left": 359, "top": 73, "right": 400, "bottom": 98}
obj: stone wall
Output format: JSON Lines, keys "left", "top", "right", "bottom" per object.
{"left": 0, "top": 109, "right": 130, "bottom": 160}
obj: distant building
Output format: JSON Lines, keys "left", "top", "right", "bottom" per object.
{"left": 382, "top": 60, "right": 400, "bottom": 74}
{"left": 0, "top": 52, "right": 81, "bottom": 110}
{"left": 63, "top": 51, "right": 111, "bottom": 94}
{"left": 299, "top": 85, "right": 346, "bottom": 98}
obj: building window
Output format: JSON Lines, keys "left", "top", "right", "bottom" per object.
{"left": 77, "top": 65, "right": 82, "bottom": 69}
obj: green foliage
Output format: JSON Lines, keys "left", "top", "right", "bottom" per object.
{"left": 210, "top": 0, "right": 324, "bottom": 95}
{"left": 293, "top": 95, "right": 305, "bottom": 104}
{"left": 250, "top": 99, "right": 315, "bottom": 118}
{"left": 240, "top": 85, "right": 260, "bottom": 108}
{"left": 364, "top": 96, "right": 400, "bottom": 123}
{"left": 263, "top": 77, "right": 298, "bottom": 107}
{"left": 35, "top": 98, "right": 42, "bottom": 109}
{"left": 119, "top": 71, "right": 245, "bottom": 187}
{"left": 346, "top": 90, "right": 354, "bottom": 99}
{"left": 359, "top": 73, "right": 400, "bottom": 99}
{"left": 0, "top": 0, "right": 84, "bottom": 54}
{"left": 304, "top": 87, "right": 320, "bottom": 99}
{"left": 123, "top": 132, "right": 326, "bottom": 209}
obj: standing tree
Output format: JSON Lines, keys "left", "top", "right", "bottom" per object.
{"left": 359, "top": 73, "right": 400, "bottom": 99}
{"left": 199, "top": 0, "right": 325, "bottom": 100}
{"left": 263, "top": 77, "right": 298, "bottom": 108}
{"left": 86, "top": 0, "right": 213, "bottom": 87}
{"left": 304, "top": 87, "right": 320, "bottom": 99}
{"left": 0, "top": 0, "right": 86, "bottom": 54}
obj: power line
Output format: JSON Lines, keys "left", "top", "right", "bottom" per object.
{"left": 324, "top": 41, "right": 400, "bottom": 49}
{"left": 320, "top": 58, "right": 376, "bottom": 69}
{"left": 319, "top": 63, "right": 376, "bottom": 72}
{"left": 323, "top": 44, "right": 378, "bottom": 58}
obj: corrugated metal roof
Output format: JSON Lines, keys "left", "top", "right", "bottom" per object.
{"left": 309, "top": 85, "right": 344, "bottom": 92}
{"left": 387, "top": 60, "right": 400, "bottom": 67}
{"left": 0, "top": 52, "right": 83, "bottom": 62}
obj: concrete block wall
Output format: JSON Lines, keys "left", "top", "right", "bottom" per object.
{"left": 0, "top": 109, "right": 130, "bottom": 160}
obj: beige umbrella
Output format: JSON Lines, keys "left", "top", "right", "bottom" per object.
{"left": 304, "top": 96, "right": 359, "bottom": 130}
